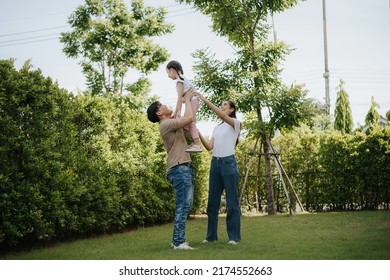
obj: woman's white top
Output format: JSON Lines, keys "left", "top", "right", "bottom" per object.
{"left": 212, "top": 118, "right": 241, "bottom": 157}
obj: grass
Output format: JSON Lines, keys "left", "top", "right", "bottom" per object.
{"left": 1, "top": 211, "right": 390, "bottom": 260}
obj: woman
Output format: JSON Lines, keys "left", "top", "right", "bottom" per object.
{"left": 192, "top": 91, "right": 241, "bottom": 245}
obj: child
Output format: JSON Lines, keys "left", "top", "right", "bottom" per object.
{"left": 166, "top": 60, "right": 202, "bottom": 152}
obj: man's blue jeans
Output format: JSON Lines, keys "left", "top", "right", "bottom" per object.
{"left": 206, "top": 155, "right": 241, "bottom": 242}
{"left": 167, "top": 163, "right": 194, "bottom": 246}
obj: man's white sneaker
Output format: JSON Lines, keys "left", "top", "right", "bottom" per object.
{"left": 185, "top": 145, "right": 202, "bottom": 153}
{"left": 173, "top": 242, "right": 194, "bottom": 250}
{"left": 227, "top": 240, "right": 238, "bottom": 245}
{"left": 201, "top": 239, "right": 209, "bottom": 244}
{"left": 171, "top": 242, "right": 189, "bottom": 248}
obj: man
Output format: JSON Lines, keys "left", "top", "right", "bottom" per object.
{"left": 146, "top": 89, "right": 195, "bottom": 250}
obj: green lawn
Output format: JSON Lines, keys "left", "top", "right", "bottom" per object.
{"left": 1, "top": 211, "right": 390, "bottom": 260}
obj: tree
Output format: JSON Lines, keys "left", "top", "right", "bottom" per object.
{"left": 365, "top": 96, "right": 380, "bottom": 126}
{"left": 60, "top": 0, "right": 173, "bottom": 95}
{"left": 178, "top": 0, "right": 306, "bottom": 214}
{"left": 334, "top": 79, "right": 353, "bottom": 133}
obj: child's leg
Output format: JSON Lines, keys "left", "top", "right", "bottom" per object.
{"left": 189, "top": 99, "right": 200, "bottom": 144}
{"left": 186, "top": 121, "right": 199, "bottom": 145}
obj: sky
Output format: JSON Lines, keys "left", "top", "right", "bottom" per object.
{"left": 1, "top": 0, "right": 389, "bottom": 136}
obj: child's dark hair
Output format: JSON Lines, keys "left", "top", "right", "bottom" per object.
{"left": 166, "top": 60, "right": 184, "bottom": 80}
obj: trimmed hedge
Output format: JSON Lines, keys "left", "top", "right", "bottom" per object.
{"left": 272, "top": 125, "right": 390, "bottom": 211}
{"left": 0, "top": 60, "right": 210, "bottom": 249}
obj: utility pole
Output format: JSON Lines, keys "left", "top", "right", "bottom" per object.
{"left": 322, "top": 0, "right": 330, "bottom": 114}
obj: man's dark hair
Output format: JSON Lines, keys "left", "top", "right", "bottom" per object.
{"left": 147, "top": 101, "right": 161, "bottom": 123}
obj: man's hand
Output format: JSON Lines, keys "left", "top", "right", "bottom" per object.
{"left": 184, "top": 88, "right": 194, "bottom": 101}
{"left": 177, "top": 88, "right": 194, "bottom": 128}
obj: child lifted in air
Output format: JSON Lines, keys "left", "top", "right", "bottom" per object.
{"left": 166, "top": 60, "right": 202, "bottom": 153}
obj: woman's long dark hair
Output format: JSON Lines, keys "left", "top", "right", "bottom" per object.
{"left": 226, "top": 101, "right": 237, "bottom": 119}
{"left": 223, "top": 100, "right": 240, "bottom": 146}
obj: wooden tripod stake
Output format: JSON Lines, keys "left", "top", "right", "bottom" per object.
{"left": 239, "top": 136, "right": 305, "bottom": 216}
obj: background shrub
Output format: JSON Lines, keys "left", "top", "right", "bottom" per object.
{"left": 0, "top": 60, "right": 210, "bottom": 249}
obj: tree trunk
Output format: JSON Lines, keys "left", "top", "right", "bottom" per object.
{"left": 256, "top": 106, "right": 276, "bottom": 215}
{"left": 262, "top": 133, "right": 276, "bottom": 215}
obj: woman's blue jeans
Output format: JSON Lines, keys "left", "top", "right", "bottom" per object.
{"left": 167, "top": 163, "right": 194, "bottom": 246}
{"left": 206, "top": 155, "right": 241, "bottom": 242}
